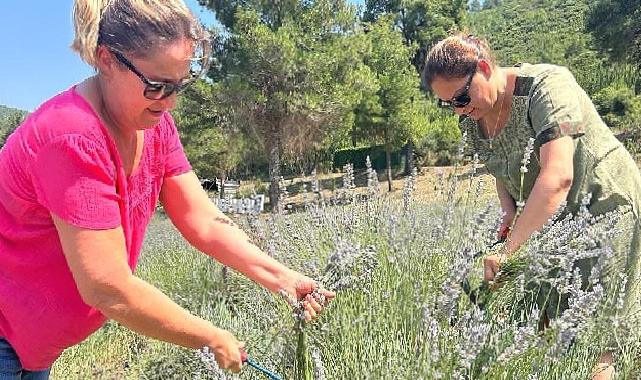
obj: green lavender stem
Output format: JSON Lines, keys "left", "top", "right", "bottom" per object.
{"left": 296, "top": 320, "right": 313, "bottom": 380}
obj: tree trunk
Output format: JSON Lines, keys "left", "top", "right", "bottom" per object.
{"left": 385, "top": 131, "right": 393, "bottom": 192}
{"left": 351, "top": 122, "right": 357, "bottom": 147}
{"left": 404, "top": 138, "right": 414, "bottom": 175}
{"left": 268, "top": 131, "right": 282, "bottom": 212}
{"left": 219, "top": 170, "right": 227, "bottom": 199}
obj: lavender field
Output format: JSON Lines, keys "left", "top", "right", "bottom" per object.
{"left": 51, "top": 158, "right": 641, "bottom": 379}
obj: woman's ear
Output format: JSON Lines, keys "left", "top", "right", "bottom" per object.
{"left": 94, "top": 45, "right": 117, "bottom": 77}
{"left": 477, "top": 59, "right": 493, "bottom": 80}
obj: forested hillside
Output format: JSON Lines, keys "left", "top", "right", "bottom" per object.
{"left": 0, "top": 105, "right": 27, "bottom": 147}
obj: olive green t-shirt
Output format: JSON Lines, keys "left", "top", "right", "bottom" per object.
{"left": 461, "top": 63, "right": 641, "bottom": 219}
{"left": 461, "top": 64, "right": 641, "bottom": 330}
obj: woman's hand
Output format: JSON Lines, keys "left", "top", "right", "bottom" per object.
{"left": 483, "top": 254, "right": 502, "bottom": 282}
{"left": 207, "top": 328, "right": 245, "bottom": 373}
{"left": 283, "top": 273, "right": 336, "bottom": 321}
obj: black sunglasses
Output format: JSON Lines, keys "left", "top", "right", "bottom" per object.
{"left": 438, "top": 70, "right": 476, "bottom": 109}
{"left": 110, "top": 49, "right": 196, "bottom": 100}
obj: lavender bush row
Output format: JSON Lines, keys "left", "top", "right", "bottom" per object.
{"left": 53, "top": 159, "right": 641, "bottom": 379}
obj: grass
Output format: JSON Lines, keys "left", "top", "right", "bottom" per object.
{"left": 51, "top": 164, "right": 641, "bottom": 379}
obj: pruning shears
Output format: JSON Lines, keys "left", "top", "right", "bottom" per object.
{"left": 472, "top": 236, "right": 507, "bottom": 260}
{"left": 240, "top": 348, "right": 283, "bottom": 380}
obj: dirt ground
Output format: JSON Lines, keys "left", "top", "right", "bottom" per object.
{"left": 219, "top": 153, "right": 641, "bottom": 211}
{"left": 230, "top": 165, "right": 498, "bottom": 210}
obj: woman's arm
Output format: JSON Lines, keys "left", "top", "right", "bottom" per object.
{"left": 485, "top": 136, "right": 574, "bottom": 280}
{"left": 496, "top": 179, "right": 516, "bottom": 237}
{"left": 505, "top": 136, "right": 574, "bottom": 253}
{"left": 52, "top": 215, "right": 244, "bottom": 371}
{"left": 160, "top": 172, "right": 333, "bottom": 315}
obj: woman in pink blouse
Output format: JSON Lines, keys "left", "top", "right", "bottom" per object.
{"left": 0, "top": 0, "right": 333, "bottom": 378}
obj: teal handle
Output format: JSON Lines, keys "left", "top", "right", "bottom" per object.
{"left": 240, "top": 348, "right": 283, "bottom": 380}
{"left": 245, "top": 357, "right": 283, "bottom": 380}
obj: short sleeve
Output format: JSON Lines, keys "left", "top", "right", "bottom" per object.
{"left": 32, "top": 135, "right": 121, "bottom": 229}
{"left": 162, "top": 114, "right": 192, "bottom": 178}
{"left": 528, "top": 67, "right": 586, "bottom": 145}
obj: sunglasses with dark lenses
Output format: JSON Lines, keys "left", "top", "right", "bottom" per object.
{"left": 110, "top": 47, "right": 210, "bottom": 100}
{"left": 437, "top": 71, "right": 475, "bottom": 109}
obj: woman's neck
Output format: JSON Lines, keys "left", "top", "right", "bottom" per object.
{"left": 76, "top": 76, "right": 143, "bottom": 175}
{"left": 92, "top": 76, "right": 137, "bottom": 146}
{"left": 76, "top": 76, "right": 139, "bottom": 160}
{"left": 489, "top": 68, "right": 510, "bottom": 118}
{"left": 479, "top": 67, "right": 515, "bottom": 140}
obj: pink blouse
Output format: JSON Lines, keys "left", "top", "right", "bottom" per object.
{"left": 0, "top": 87, "right": 191, "bottom": 370}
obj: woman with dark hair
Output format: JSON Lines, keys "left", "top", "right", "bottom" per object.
{"left": 423, "top": 33, "right": 641, "bottom": 380}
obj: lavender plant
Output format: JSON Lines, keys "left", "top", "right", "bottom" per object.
{"left": 53, "top": 160, "right": 641, "bottom": 380}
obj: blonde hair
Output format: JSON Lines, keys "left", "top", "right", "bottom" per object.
{"left": 71, "top": 0, "right": 207, "bottom": 67}
{"left": 422, "top": 33, "right": 497, "bottom": 89}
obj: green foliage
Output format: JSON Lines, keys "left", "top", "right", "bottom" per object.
{"left": 591, "top": 83, "right": 641, "bottom": 154}
{"left": 482, "top": 0, "right": 502, "bottom": 9}
{"left": 199, "top": 0, "right": 301, "bottom": 31}
{"left": 468, "top": 0, "right": 482, "bottom": 12}
{"left": 0, "top": 105, "right": 27, "bottom": 147}
{"left": 201, "top": 0, "right": 368, "bottom": 206}
{"left": 416, "top": 102, "right": 461, "bottom": 166}
{"left": 333, "top": 145, "right": 403, "bottom": 170}
{"left": 177, "top": 0, "right": 641, "bottom": 181}
{"left": 574, "top": 61, "right": 641, "bottom": 97}
{"left": 0, "top": 105, "right": 22, "bottom": 119}
{"left": 172, "top": 81, "right": 246, "bottom": 179}
{"left": 468, "top": 0, "right": 604, "bottom": 93}
{"left": 592, "top": 84, "right": 641, "bottom": 130}
{"left": 364, "top": 0, "right": 468, "bottom": 71}
{"left": 205, "top": 1, "right": 363, "bottom": 156}
{"left": 364, "top": 0, "right": 467, "bottom": 45}
{"left": 352, "top": 16, "right": 429, "bottom": 149}
{"left": 587, "top": 0, "right": 641, "bottom": 66}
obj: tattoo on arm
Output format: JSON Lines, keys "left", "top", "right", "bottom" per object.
{"left": 213, "top": 216, "right": 237, "bottom": 228}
